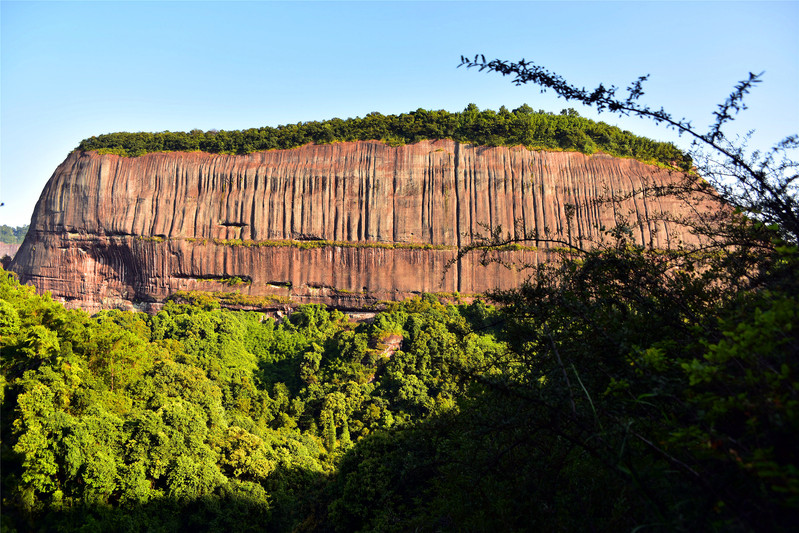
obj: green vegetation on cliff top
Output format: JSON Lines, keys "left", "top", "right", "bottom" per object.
{"left": 76, "top": 105, "right": 691, "bottom": 169}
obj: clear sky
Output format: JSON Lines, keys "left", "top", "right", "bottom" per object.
{"left": 1, "top": 0, "right": 797, "bottom": 227}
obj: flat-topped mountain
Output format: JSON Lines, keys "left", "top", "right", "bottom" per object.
{"left": 10, "top": 136, "right": 711, "bottom": 313}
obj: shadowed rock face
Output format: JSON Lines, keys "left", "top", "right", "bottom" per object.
{"left": 10, "top": 139, "right": 709, "bottom": 312}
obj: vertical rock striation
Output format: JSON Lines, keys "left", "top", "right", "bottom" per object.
{"left": 10, "top": 140, "right": 709, "bottom": 312}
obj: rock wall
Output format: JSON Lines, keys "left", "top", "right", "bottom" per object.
{"left": 10, "top": 140, "right": 707, "bottom": 312}
{"left": 0, "top": 243, "right": 20, "bottom": 260}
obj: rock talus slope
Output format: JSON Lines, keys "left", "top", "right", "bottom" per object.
{"left": 11, "top": 140, "right": 707, "bottom": 312}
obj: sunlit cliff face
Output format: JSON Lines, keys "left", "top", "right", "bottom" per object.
{"left": 11, "top": 140, "right": 712, "bottom": 313}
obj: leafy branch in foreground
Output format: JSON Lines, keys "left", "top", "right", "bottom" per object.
{"left": 460, "top": 55, "right": 798, "bottom": 244}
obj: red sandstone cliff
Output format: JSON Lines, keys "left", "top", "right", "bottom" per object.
{"left": 0, "top": 243, "right": 20, "bottom": 261}
{"left": 10, "top": 140, "right": 710, "bottom": 312}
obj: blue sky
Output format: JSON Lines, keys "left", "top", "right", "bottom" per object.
{"left": 2, "top": 0, "right": 797, "bottom": 227}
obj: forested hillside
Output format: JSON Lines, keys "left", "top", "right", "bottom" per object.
{"left": 0, "top": 270, "right": 512, "bottom": 531}
{"left": 76, "top": 105, "right": 690, "bottom": 169}
{"left": 0, "top": 225, "right": 28, "bottom": 245}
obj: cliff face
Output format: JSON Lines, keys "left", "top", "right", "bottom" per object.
{"left": 10, "top": 140, "right": 708, "bottom": 312}
{"left": 0, "top": 243, "right": 20, "bottom": 260}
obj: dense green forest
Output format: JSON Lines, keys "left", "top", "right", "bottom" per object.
{"left": 76, "top": 105, "right": 691, "bottom": 169}
{"left": 0, "top": 272, "right": 515, "bottom": 531}
{"left": 0, "top": 225, "right": 28, "bottom": 245}
{"left": 2, "top": 215, "right": 797, "bottom": 532}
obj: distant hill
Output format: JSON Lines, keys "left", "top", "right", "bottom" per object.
{"left": 0, "top": 224, "right": 28, "bottom": 244}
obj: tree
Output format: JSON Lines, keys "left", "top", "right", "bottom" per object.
{"left": 454, "top": 55, "right": 799, "bottom": 530}
{"left": 0, "top": 225, "right": 29, "bottom": 245}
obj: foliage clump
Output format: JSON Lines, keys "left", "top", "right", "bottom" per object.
{"left": 76, "top": 105, "right": 690, "bottom": 168}
{"left": 2, "top": 59, "right": 797, "bottom": 532}
{"left": 0, "top": 225, "right": 28, "bottom": 245}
